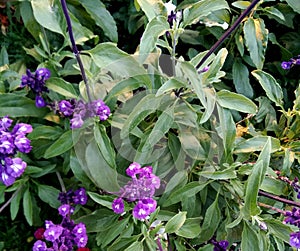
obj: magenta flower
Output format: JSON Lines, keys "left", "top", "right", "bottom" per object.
{"left": 290, "top": 232, "right": 300, "bottom": 248}
{"left": 32, "top": 240, "right": 47, "bottom": 251}
{"left": 133, "top": 200, "right": 150, "bottom": 220}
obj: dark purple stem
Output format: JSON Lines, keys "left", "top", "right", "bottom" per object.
{"left": 60, "top": 0, "right": 92, "bottom": 102}
{"left": 259, "top": 190, "right": 300, "bottom": 208}
{"left": 196, "top": 0, "right": 261, "bottom": 69}
{"left": 156, "top": 237, "right": 164, "bottom": 251}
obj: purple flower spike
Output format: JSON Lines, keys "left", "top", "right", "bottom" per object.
{"left": 0, "top": 116, "right": 13, "bottom": 130}
{"left": 290, "top": 232, "right": 300, "bottom": 248}
{"left": 32, "top": 240, "right": 48, "bottom": 251}
{"left": 132, "top": 200, "right": 150, "bottom": 220}
{"left": 13, "top": 123, "right": 33, "bottom": 135}
{"left": 141, "top": 198, "right": 157, "bottom": 214}
{"left": 112, "top": 198, "right": 125, "bottom": 214}
{"left": 35, "top": 68, "right": 51, "bottom": 81}
{"left": 59, "top": 100, "right": 74, "bottom": 117}
{"left": 70, "top": 114, "right": 84, "bottom": 129}
{"left": 14, "top": 135, "right": 32, "bottom": 153}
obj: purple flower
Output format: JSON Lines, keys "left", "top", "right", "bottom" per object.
{"left": 5, "top": 157, "right": 27, "bottom": 178}
{"left": 32, "top": 240, "right": 47, "bottom": 251}
{"left": 0, "top": 170, "right": 15, "bottom": 186}
{"left": 132, "top": 200, "right": 150, "bottom": 220}
{"left": 58, "top": 204, "right": 74, "bottom": 217}
{"left": 284, "top": 207, "right": 300, "bottom": 227}
{"left": 35, "top": 68, "right": 51, "bottom": 81}
{"left": 59, "top": 100, "right": 75, "bottom": 117}
{"left": 0, "top": 116, "right": 12, "bottom": 130}
{"left": 290, "top": 232, "right": 300, "bottom": 248}
{"left": 73, "top": 188, "right": 88, "bottom": 205}
{"left": 112, "top": 198, "right": 125, "bottom": 214}
{"left": 0, "top": 133, "right": 14, "bottom": 154}
{"left": 35, "top": 95, "right": 46, "bottom": 108}
{"left": 281, "top": 61, "right": 292, "bottom": 70}
{"left": 12, "top": 123, "right": 33, "bottom": 135}
{"left": 141, "top": 198, "right": 157, "bottom": 214}
{"left": 14, "top": 135, "right": 32, "bottom": 153}
{"left": 126, "top": 162, "right": 141, "bottom": 177}
{"left": 212, "top": 239, "right": 229, "bottom": 251}
{"left": 96, "top": 103, "right": 110, "bottom": 121}
{"left": 44, "top": 225, "right": 64, "bottom": 242}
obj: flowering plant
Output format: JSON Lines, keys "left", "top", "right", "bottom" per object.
{"left": 1, "top": 0, "right": 300, "bottom": 250}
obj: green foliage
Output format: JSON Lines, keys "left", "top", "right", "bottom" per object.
{"left": 1, "top": 0, "right": 300, "bottom": 250}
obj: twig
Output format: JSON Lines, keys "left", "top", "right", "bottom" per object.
{"left": 196, "top": 0, "right": 261, "bottom": 69}
{"left": 56, "top": 171, "right": 66, "bottom": 193}
{"left": 0, "top": 185, "right": 23, "bottom": 213}
{"left": 258, "top": 190, "right": 300, "bottom": 208}
{"left": 60, "top": 0, "right": 92, "bottom": 102}
{"left": 258, "top": 202, "right": 285, "bottom": 214}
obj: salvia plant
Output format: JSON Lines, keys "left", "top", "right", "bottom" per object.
{"left": 0, "top": 0, "right": 300, "bottom": 250}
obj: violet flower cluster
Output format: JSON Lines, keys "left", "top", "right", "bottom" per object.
{"left": 281, "top": 55, "right": 300, "bottom": 70}
{"left": 211, "top": 239, "right": 229, "bottom": 251}
{"left": 112, "top": 162, "right": 160, "bottom": 220}
{"left": 54, "top": 99, "right": 110, "bottom": 129}
{"left": 21, "top": 68, "right": 51, "bottom": 108}
{"left": 33, "top": 188, "right": 89, "bottom": 251}
{"left": 283, "top": 207, "right": 300, "bottom": 248}
{"left": 0, "top": 116, "right": 32, "bottom": 186}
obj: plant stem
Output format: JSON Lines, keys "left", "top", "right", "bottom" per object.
{"left": 258, "top": 190, "right": 300, "bottom": 208}
{"left": 196, "top": 0, "right": 261, "bottom": 69}
{"left": 156, "top": 237, "right": 164, "bottom": 251}
{"left": 60, "top": 0, "right": 92, "bottom": 102}
{"left": 56, "top": 171, "right": 66, "bottom": 193}
{"left": 0, "top": 185, "right": 23, "bottom": 213}
{"left": 258, "top": 202, "right": 285, "bottom": 214}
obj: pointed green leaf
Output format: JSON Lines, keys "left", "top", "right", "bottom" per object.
{"left": 23, "top": 187, "right": 33, "bottom": 226}
{"left": 81, "top": 0, "right": 118, "bottom": 42}
{"left": 234, "top": 135, "right": 280, "bottom": 153}
{"left": 31, "top": 0, "right": 66, "bottom": 36}
{"left": 286, "top": 0, "right": 300, "bottom": 14}
{"left": 124, "top": 241, "right": 144, "bottom": 251}
{"left": 217, "top": 90, "right": 257, "bottom": 114}
{"left": 243, "top": 18, "right": 268, "bottom": 69}
{"left": 182, "top": 0, "right": 229, "bottom": 27}
{"left": 136, "top": 0, "right": 165, "bottom": 21}
{"left": 251, "top": 70, "right": 283, "bottom": 107}
{"left": 165, "top": 211, "right": 187, "bottom": 234}
{"left": 156, "top": 77, "right": 187, "bottom": 96}
{"left": 232, "top": 58, "right": 253, "bottom": 98}
{"left": 46, "top": 77, "right": 78, "bottom": 98}
{"left": 241, "top": 221, "right": 261, "bottom": 250}
{"left": 140, "top": 15, "right": 169, "bottom": 62}
{"left": 175, "top": 217, "right": 201, "bottom": 238}
{"left": 37, "top": 184, "right": 60, "bottom": 208}
{"left": 198, "top": 195, "right": 221, "bottom": 242}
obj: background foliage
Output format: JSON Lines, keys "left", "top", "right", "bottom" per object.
{"left": 0, "top": 0, "right": 300, "bottom": 250}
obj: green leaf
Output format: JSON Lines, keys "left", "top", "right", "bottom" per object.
{"left": 243, "top": 18, "right": 268, "bottom": 69}
{"left": 241, "top": 221, "right": 261, "bottom": 250}
{"left": 232, "top": 58, "right": 253, "bottom": 98}
{"left": 81, "top": 0, "right": 118, "bottom": 42}
{"left": 198, "top": 166, "right": 237, "bottom": 180}
{"left": 44, "top": 130, "right": 79, "bottom": 158}
{"left": 20, "top": 2, "right": 41, "bottom": 41}
{"left": 85, "top": 139, "right": 120, "bottom": 192}
{"left": 264, "top": 219, "right": 292, "bottom": 244}
{"left": 0, "top": 94, "right": 48, "bottom": 118}
{"left": 88, "top": 192, "right": 115, "bottom": 209}
{"left": 165, "top": 211, "right": 187, "bottom": 234}
{"left": 216, "top": 90, "right": 257, "bottom": 114}
{"left": 232, "top": 1, "right": 251, "bottom": 9}
{"left": 10, "top": 187, "right": 24, "bottom": 220}
{"left": 86, "top": 43, "right": 151, "bottom": 87}
{"left": 156, "top": 77, "right": 187, "bottom": 96}
{"left": 108, "top": 235, "right": 142, "bottom": 251}
{"left": 286, "top": 0, "right": 300, "bottom": 14}
{"left": 46, "top": 77, "right": 78, "bottom": 98}
{"left": 23, "top": 187, "right": 33, "bottom": 226}
{"left": 28, "top": 126, "right": 63, "bottom": 141}
{"left": 251, "top": 70, "right": 283, "bottom": 107}
{"left": 216, "top": 105, "right": 236, "bottom": 161}
{"left": 175, "top": 217, "right": 201, "bottom": 238}
{"left": 136, "top": 0, "right": 165, "bottom": 21}
{"left": 37, "top": 184, "right": 60, "bottom": 208}
{"left": 198, "top": 194, "right": 221, "bottom": 242}
{"left": 163, "top": 181, "right": 211, "bottom": 207}
{"left": 94, "top": 124, "right": 116, "bottom": 169}
{"left": 182, "top": 0, "right": 229, "bottom": 27}
{"left": 120, "top": 94, "right": 163, "bottom": 139}
{"left": 31, "top": 0, "right": 66, "bottom": 36}
{"left": 139, "top": 15, "right": 169, "bottom": 62}
{"left": 201, "top": 48, "right": 228, "bottom": 85}
{"left": 124, "top": 241, "right": 144, "bottom": 251}
{"left": 234, "top": 135, "right": 280, "bottom": 153}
